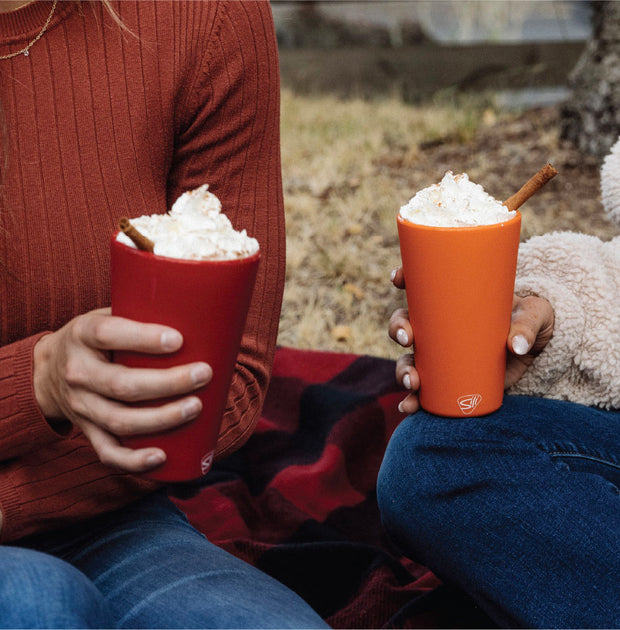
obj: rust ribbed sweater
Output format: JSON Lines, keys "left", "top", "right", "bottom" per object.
{"left": 0, "top": 0, "right": 284, "bottom": 542}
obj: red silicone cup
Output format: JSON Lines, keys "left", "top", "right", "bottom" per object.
{"left": 397, "top": 212, "right": 521, "bottom": 417}
{"left": 110, "top": 235, "right": 260, "bottom": 481}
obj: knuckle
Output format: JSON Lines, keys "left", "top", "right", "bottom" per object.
{"left": 90, "top": 319, "right": 110, "bottom": 347}
{"left": 97, "top": 448, "right": 117, "bottom": 468}
{"left": 63, "top": 358, "right": 86, "bottom": 387}
{"left": 520, "top": 295, "right": 538, "bottom": 309}
{"left": 107, "top": 376, "right": 136, "bottom": 401}
{"left": 170, "top": 368, "right": 187, "bottom": 391}
{"left": 395, "top": 355, "right": 414, "bottom": 380}
{"left": 63, "top": 391, "right": 83, "bottom": 418}
{"left": 65, "top": 390, "right": 84, "bottom": 413}
{"left": 106, "top": 414, "right": 132, "bottom": 436}
{"left": 514, "top": 297, "right": 539, "bottom": 325}
{"left": 392, "top": 307, "right": 409, "bottom": 321}
{"left": 397, "top": 352, "right": 414, "bottom": 366}
{"left": 70, "top": 313, "right": 87, "bottom": 339}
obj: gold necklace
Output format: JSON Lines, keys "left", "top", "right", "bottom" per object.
{"left": 0, "top": 0, "right": 58, "bottom": 60}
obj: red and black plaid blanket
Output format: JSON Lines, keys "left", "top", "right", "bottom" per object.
{"left": 174, "top": 347, "right": 495, "bottom": 628}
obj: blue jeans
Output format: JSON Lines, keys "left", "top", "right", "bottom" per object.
{"left": 377, "top": 395, "right": 620, "bottom": 629}
{"left": 0, "top": 491, "right": 328, "bottom": 629}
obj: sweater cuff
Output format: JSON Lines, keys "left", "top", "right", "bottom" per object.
{"left": 14, "top": 332, "right": 51, "bottom": 426}
{"left": 509, "top": 275, "right": 584, "bottom": 397}
{"left": 0, "top": 333, "right": 73, "bottom": 457}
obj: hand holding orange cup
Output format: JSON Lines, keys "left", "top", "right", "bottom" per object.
{"left": 397, "top": 166, "right": 556, "bottom": 417}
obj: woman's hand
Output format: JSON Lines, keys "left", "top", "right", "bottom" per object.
{"left": 505, "top": 294, "right": 555, "bottom": 388}
{"left": 389, "top": 306, "right": 421, "bottom": 415}
{"left": 33, "top": 308, "right": 212, "bottom": 474}
{"left": 389, "top": 268, "right": 555, "bottom": 413}
{"left": 389, "top": 267, "right": 420, "bottom": 415}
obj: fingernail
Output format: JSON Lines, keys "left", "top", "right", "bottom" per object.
{"left": 403, "top": 373, "right": 411, "bottom": 390}
{"left": 398, "top": 399, "right": 406, "bottom": 413}
{"left": 146, "top": 451, "right": 165, "bottom": 467}
{"left": 182, "top": 397, "right": 202, "bottom": 420}
{"left": 191, "top": 363, "right": 211, "bottom": 387}
{"left": 390, "top": 269, "right": 398, "bottom": 282}
{"left": 512, "top": 335, "right": 530, "bottom": 356}
{"left": 396, "top": 328, "right": 409, "bottom": 346}
{"left": 161, "top": 330, "right": 182, "bottom": 351}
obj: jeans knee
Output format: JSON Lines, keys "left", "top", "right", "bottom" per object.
{"left": 0, "top": 547, "right": 113, "bottom": 629}
{"left": 377, "top": 416, "right": 441, "bottom": 544}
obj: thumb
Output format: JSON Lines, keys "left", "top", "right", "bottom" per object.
{"left": 509, "top": 332, "right": 531, "bottom": 356}
{"left": 508, "top": 295, "right": 555, "bottom": 357}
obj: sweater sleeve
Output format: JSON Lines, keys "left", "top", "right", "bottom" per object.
{"left": 167, "top": 1, "right": 284, "bottom": 459}
{"left": 0, "top": 333, "right": 74, "bottom": 461}
{"left": 508, "top": 232, "right": 620, "bottom": 409}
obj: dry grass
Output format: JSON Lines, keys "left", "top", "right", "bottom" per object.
{"left": 277, "top": 87, "right": 619, "bottom": 359}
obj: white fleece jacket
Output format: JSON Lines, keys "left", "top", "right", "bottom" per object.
{"left": 507, "top": 143, "right": 620, "bottom": 410}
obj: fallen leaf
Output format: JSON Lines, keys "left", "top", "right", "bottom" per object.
{"left": 346, "top": 224, "right": 363, "bottom": 236}
{"left": 343, "top": 283, "right": 365, "bottom": 299}
{"left": 331, "top": 325, "right": 352, "bottom": 342}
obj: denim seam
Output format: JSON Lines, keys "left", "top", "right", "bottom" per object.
{"left": 548, "top": 451, "right": 620, "bottom": 470}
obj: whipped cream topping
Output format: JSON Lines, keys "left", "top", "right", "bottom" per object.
{"left": 399, "top": 171, "right": 516, "bottom": 227}
{"left": 117, "top": 184, "right": 259, "bottom": 260}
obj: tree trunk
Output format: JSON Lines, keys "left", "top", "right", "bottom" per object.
{"left": 560, "top": 1, "right": 620, "bottom": 158}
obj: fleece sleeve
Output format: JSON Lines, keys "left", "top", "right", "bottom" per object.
{"left": 508, "top": 232, "right": 620, "bottom": 409}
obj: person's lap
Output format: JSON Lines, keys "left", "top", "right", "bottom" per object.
{"left": 377, "top": 395, "right": 620, "bottom": 628}
{"left": 1, "top": 491, "right": 328, "bottom": 629}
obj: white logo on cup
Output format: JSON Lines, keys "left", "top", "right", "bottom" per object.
{"left": 200, "top": 450, "right": 215, "bottom": 475}
{"left": 457, "top": 394, "right": 482, "bottom": 415}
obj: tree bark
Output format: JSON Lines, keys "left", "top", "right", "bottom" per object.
{"left": 560, "top": 1, "right": 620, "bottom": 158}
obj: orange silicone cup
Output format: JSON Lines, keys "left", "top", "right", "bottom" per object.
{"left": 397, "top": 212, "right": 521, "bottom": 417}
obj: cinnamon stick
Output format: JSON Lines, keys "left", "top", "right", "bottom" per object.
{"left": 118, "top": 217, "right": 154, "bottom": 252}
{"left": 503, "top": 163, "right": 558, "bottom": 212}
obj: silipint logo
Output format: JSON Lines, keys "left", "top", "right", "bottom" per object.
{"left": 457, "top": 394, "right": 482, "bottom": 415}
{"left": 200, "top": 450, "right": 214, "bottom": 475}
